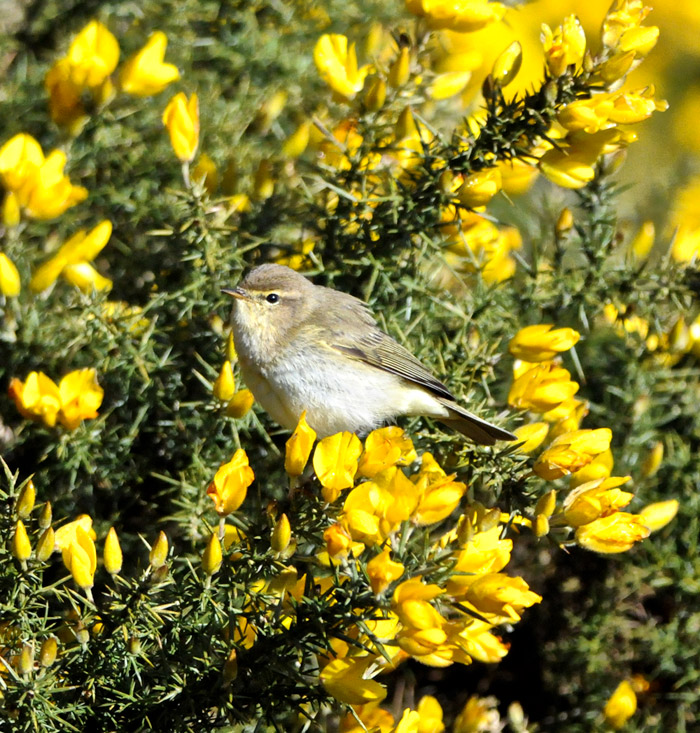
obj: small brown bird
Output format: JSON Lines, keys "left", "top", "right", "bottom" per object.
{"left": 224, "top": 264, "right": 515, "bottom": 445}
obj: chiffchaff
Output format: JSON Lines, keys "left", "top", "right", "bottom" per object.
{"left": 224, "top": 264, "right": 515, "bottom": 445}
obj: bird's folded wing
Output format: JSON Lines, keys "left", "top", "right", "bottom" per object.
{"left": 329, "top": 329, "right": 455, "bottom": 401}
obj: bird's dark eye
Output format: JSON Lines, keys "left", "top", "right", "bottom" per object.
{"left": 266, "top": 293, "right": 280, "bottom": 304}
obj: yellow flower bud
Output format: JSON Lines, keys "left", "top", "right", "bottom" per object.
{"left": 61, "top": 262, "right": 112, "bottom": 292}
{"left": 639, "top": 499, "right": 678, "bottom": 533}
{"left": 0, "top": 252, "right": 21, "bottom": 296}
{"left": 271, "top": 514, "right": 292, "bottom": 553}
{"left": 222, "top": 648, "right": 238, "bottom": 687}
{"left": 456, "top": 514, "right": 475, "bottom": 546}
{"left": 18, "top": 642, "right": 34, "bottom": 675}
{"left": 36, "top": 527, "right": 55, "bottom": 562}
{"left": 104, "top": 527, "right": 123, "bottom": 575}
{"left": 535, "top": 490, "right": 557, "bottom": 518}
{"left": 149, "top": 531, "right": 169, "bottom": 569}
{"left": 213, "top": 360, "right": 235, "bottom": 402}
{"left": 2, "top": 191, "right": 21, "bottom": 227}
{"left": 604, "top": 680, "right": 637, "bottom": 729}
{"left": 285, "top": 411, "right": 317, "bottom": 476}
{"left": 630, "top": 220, "right": 654, "bottom": 260}
{"left": 364, "top": 78, "right": 387, "bottom": 111}
{"left": 282, "top": 120, "right": 312, "bottom": 158}
{"left": 225, "top": 389, "right": 254, "bottom": 418}
{"left": 492, "top": 41, "right": 522, "bottom": 86}
{"left": 427, "top": 71, "right": 472, "bottom": 100}
{"left": 556, "top": 208, "right": 574, "bottom": 235}
{"left": 513, "top": 422, "right": 549, "bottom": 453}
{"left": 251, "top": 90, "right": 287, "bottom": 134}
{"left": 39, "top": 501, "right": 52, "bottom": 529}
{"left": 533, "top": 513, "right": 550, "bottom": 538}
{"left": 162, "top": 92, "right": 199, "bottom": 163}
{"left": 12, "top": 519, "right": 32, "bottom": 561}
{"left": 202, "top": 533, "right": 223, "bottom": 576}
{"left": 388, "top": 46, "right": 410, "bottom": 88}
{"left": 253, "top": 158, "right": 275, "bottom": 200}
{"left": 457, "top": 167, "right": 502, "bottom": 208}
{"left": 597, "top": 50, "right": 636, "bottom": 84}
{"left": 39, "top": 636, "right": 58, "bottom": 668}
{"left": 16, "top": 480, "right": 36, "bottom": 518}
{"left": 225, "top": 331, "right": 237, "bottom": 362}
{"left": 395, "top": 106, "right": 418, "bottom": 140}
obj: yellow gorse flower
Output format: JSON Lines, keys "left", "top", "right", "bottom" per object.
{"left": 65, "top": 20, "right": 119, "bottom": 89}
{"left": 463, "top": 573, "right": 542, "bottom": 623}
{"left": 313, "top": 34, "right": 370, "bottom": 100}
{"left": 62, "top": 525, "right": 97, "bottom": 590}
{"left": 558, "top": 88, "right": 667, "bottom": 134}
{"left": 44, "top": 20, "right": 118, "bottom": 133}
{"left": 58, "top": 368, "right": 105, "bottom": 430}
{"left": 508, "top": 324, "right": 580, "bottom": 362}
{"left": 29, "top": 219, "right": 112, "bottom": 293}
{"left": 54, "top": 515, "right": 96, "bottom": 552}
{"left": 508, "top": 361, "right": 579, "bottom": 413}
{"left": 163, "top": 92, "right": 200, "bottom": 162}
{"left": 603, "top": 680, "right": 637, "bottom": 729}
{"left": 358, "top": 426, "right": 416, "bottom": 478}
{"left": 119, "top": 31, "right": 180, "bottom": 96}
{"left": 207, "top": 449, "right": 255, "bottom": 516}
{"left": 0, "top": 253, "right": 21, "bottom": 297}
{"left": 9, "top": 368, "right": 103, "bottom": 430}
{"left": 405, "top": 0, "right": 506, "bottom": 33}
{"left": 574, "top": 512, "right": 650, "bottom": 553}
{"left": 366, "top": 548, "right": 405, "bottom": 594}
{"left": 285, "top": 410, "right": 317, "bottom": 477}
{"left": 560, "top": 476, "right": 633, "bottom": 527}
{"left": 541, "top": 15, "right": 586, "bottom": 78}
{"left": 320, "top": 656, "right": 387, "bottom": 705}
{"left": 313, "top": 431, "right": 363, "bottom": 502}
{"left": 412, "top": 453, "right": 466, "bottom": 526}
{"left": 0, "top": 134, "right": 87, "bottom": 220}
{"left": 534, "top": 428, "right": 613, "bottom": 480}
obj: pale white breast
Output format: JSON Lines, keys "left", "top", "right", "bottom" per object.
{"left": 238, "top": 347, "right": 449, "bottom": 438}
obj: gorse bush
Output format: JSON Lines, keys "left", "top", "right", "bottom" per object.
{"left": 1, "top": 0, "right": 699, "bottom": 730}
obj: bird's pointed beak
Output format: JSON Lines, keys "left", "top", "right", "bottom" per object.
{"left": 221, "top": 286, "right": 250, "bottom": 301}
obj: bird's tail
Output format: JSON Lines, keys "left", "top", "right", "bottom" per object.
{"left": 436, "top": 397, "right": 516, "bottom": 446}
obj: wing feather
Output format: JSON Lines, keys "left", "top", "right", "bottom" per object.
{"left": 329, "top": 329, "right": 455, "bottom": 401}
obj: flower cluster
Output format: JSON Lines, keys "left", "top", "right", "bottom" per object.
{"left": 8, "top": 368, "right": 104, "bottom": 430}
{"left": 276, "top": 424, "right": 542, "bottom": 703}
{"left": 507, "top": 324, "right": 677, "bottom": 553}
{"left": 45, "top": 20, "right": 179, "bottom": 133}
{"left": 0, "top": 133, "right": 87, "bottom": 224}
